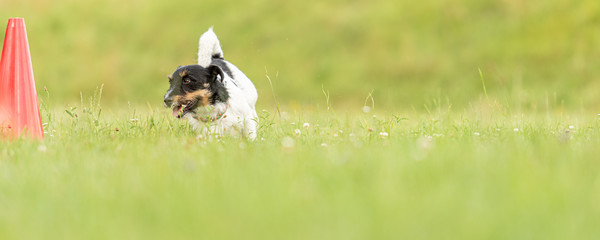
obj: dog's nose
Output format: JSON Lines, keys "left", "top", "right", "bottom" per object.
{"left": 164, "top": 97, "right": 173, "bottom": 107}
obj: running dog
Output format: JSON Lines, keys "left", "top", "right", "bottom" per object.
{"left": 163, "top": 28, "right": 258, "bottom": 140}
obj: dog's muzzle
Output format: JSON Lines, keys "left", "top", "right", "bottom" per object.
{"left": 163, "top": 96, "right": 173, "bottom": 108}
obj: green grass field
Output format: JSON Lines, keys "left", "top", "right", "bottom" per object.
{"left": 2, "top": 0, "right": 600, "bottom": 239}
{"left": 1, "top": 100, "right": 600, "bottom": 239}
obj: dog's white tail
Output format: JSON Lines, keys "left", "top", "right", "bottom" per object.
{"left": 197, "top": 27, "right": 224, "bottom": 67}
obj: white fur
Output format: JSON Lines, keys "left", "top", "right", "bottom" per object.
{"left": 184, "top": 28, "right": 258, "bottom": 140}
{"left": 197, "top": 27, "right": 223, "bottom": 67}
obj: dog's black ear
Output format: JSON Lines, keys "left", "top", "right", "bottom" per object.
{"left": 207, "top": 65, "right": 225, "bottom": 83}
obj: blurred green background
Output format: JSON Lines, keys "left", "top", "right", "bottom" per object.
{"left": 1, "top": 0, "right": 600, "bottom": 111}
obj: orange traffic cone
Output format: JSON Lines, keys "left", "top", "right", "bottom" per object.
{"left": 0, "top": 18, "right": 44, "bottom": 139}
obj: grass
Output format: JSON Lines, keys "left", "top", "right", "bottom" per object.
{"left": 1, "top": 97, "right": 600, "bottom": 239}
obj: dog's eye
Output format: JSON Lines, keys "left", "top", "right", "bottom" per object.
{"left": 183, "top": 78, "right": 191, "bottom": 84}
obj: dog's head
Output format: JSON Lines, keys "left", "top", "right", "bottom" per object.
{"left": 163, "top": 65, "right": 229, "bottom": 118}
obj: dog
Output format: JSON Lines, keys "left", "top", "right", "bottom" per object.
{"left": 163, "top": 28, "right": 258, "bottom": 140}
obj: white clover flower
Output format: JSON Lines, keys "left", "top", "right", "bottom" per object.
{"left": 303, "top": 122, "right": 310, "bottom": 129}
{"left": 569, "top": 125, "right": 575, "bottom": 130}
{"left": 379, "top": 132, "right": 389, "bottom": 137}
{"left": 321, "top": 143, "right": 328, "bottom": 147}
{"left": 282, "top": 137, "right": 295, "bottom": 148}
{"left": 513, "top": 128, "right": 519, "bottom": 132}
{"left": 474, "top": 132, "right": 480, "bottom": 136}
{"left": 362, "top": 106, "right": 371, "bottom": 113}
{"left": 294, "top": 129, "right": 301, "bottom": 136}
{"left": 37, "top": 145, "right": 47, "bottom": 152}
{"left": 417, "top": 136, "right": 434, "bottom": 150}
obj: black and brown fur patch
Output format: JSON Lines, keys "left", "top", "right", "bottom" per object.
{"left": 179, "top": 69, "right": 189, "bottom": 78}
{"left": 173, "top": 89, "right": 213, "bottom": 107}
{"left": 164, "top": 64, "right": 230, "bottom": 113}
